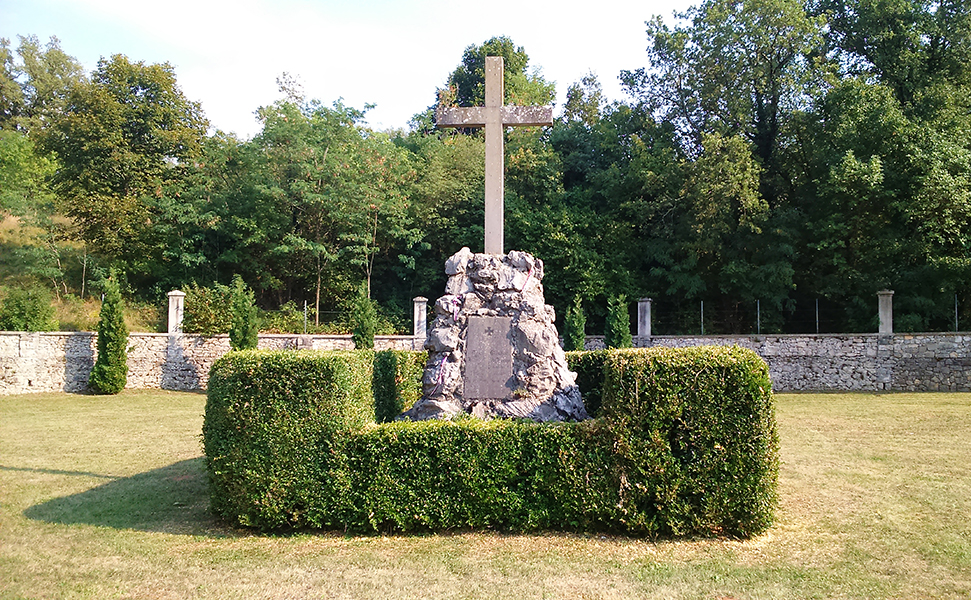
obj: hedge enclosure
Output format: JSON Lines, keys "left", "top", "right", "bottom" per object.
{"left": 203, "top": 346, "right": 778, "bottom": 537}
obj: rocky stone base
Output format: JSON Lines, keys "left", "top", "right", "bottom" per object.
{"left": 401, "top": 248, "right": 588, "bottom": 422}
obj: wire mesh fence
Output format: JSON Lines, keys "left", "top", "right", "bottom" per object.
{"left": 645, "top": 295, "right": 967, "bottom": 336}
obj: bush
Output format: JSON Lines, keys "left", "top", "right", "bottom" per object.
{"left": 182, "top": 282, "right": 232, "bottom": 336}
{"left": 563, "top": 296, "right": 586, "bottom": 352}
{"left": 598, "top": 346, "right": 778, "bottom": 537}
{"left": 604, "top": 295, "right": 632, "bottom": 349}
{"left": 0, "top": 286, "right": 58, "bottom": 331}
{"left": 350, "top": 284, "right": 378, "bottom": 349}
{"left": 204, "top": 346, "right": 778, "bottom": 537}
{"left": 229, "top": 275, "right": 259, "bottom": 351}
{"left": 88, "top": 276, "right": 128, "bottom": 394}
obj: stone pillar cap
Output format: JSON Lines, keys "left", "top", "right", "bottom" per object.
{"left": 167, "top": 290, "right": 186, "bottom": 297}
{"left": 413, "top": 296, "right": 428, "bottom": 302}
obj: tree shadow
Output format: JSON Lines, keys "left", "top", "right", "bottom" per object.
{"left": 22, "top": 458, "right": 232, "bottom": 536}
{"left": 162, "top": 335, "right": 202, "bottom": 390}
{"left": 63, "top": 332, "right": 96, "bottom": 392}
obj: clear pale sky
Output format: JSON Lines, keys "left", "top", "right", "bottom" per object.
{"left": 1, "top": 0, "right": 692, "bottom": 139}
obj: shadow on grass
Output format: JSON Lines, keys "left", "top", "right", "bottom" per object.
{"left": 22, "top": 458, "right": 228, "bottom": 536}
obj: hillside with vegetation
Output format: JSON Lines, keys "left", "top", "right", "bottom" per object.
{"left": 2, "top": 0, "right": 970, "bottom": 334}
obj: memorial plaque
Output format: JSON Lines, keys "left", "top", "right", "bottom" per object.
{"left": 464, "top": 316, "right": 515, "bottom": 399}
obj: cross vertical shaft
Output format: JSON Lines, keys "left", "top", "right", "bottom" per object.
{"left": 483, "top": 56, "right": 504, "bottom": 255}
{"left": 435, "top": 56, "right": 553, "bottom": 255}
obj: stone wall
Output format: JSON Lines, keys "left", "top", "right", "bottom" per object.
{"left": 585, "top": 333, "right": 971, "bottom": 392}
{"left": 0, "top": 332, "right": 423, "bottom": 395}
{"left": 4, "top": 331, "right": 971, "bottom": 395}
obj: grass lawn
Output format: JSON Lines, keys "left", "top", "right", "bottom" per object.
{"left": 1, "top": 389, "right": 969, "bottom": 599}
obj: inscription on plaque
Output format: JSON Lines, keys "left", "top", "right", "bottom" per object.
{"left": 464, "top": 316, "right": 515, "bottom": 399}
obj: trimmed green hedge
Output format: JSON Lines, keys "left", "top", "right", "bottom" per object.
{"left": 204, "top": 350, "right": 374, "bottom": 528}
{"left": 204, "top": 346, "right": 778, "bottom": 537}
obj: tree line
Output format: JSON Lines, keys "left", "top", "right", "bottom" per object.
{"left": 2, "top": 0, "right": 970, "bottom": 334}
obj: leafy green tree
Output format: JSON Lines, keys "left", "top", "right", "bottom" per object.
{"left": 444, "top": 36, "right": 555, "bottom": 108}
{"left": 229, "top": 275, "right": 259, "bottom": 351}
{"left": 563, "top": 295, "right": 586, "bottom": 351}
{"left": 816, "top": 0, "right": 971, "bottom": 106}
{"left": 350, "top": 283, "right": 378, "bottom": 350}
{"left": 88, "top": 275, "right": 128, "bottom": 394}
{"left": 793, "top": 74, "right": 971, "bottom": 330}
{"left": 0, "top": 129, "right": 79, "bottom": 297}
{"left": 0, "top": 286, "right": 57, "bottom": 331}
{"left": 1, "top": 34, "right": 85, "bottom": 136}
{"left": 253, "top": 92, "right": 417, "bottom": 323}
{"left": 624, "top": 0, "right": 824, "bottom": 199}
{"left": 43, "top": 54, "right": 208, "bottom": 274}
{"left": 604, "top": 295, "right": 632, "bottom": 349}
{"left": 397, "top": 127, "right": 485, "bottom": 294}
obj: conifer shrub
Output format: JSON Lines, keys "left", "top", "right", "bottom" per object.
{"left": 350, "top": 284, "right": 378, "bottom": 349}
{"left": 204, "top": 346, "right": 778, "bottom": 537}
{"left": 563, "top": 295, "right": 586, "bottom": 351}
{"left": 373, "top": 349, "right": 427, "bottom": 422}
{"left": 604, "top": 295, "right": 632, "bottom": 348}
{"left": 565, "top": 349, "right": 609, "bottom": 417}
{"left": 229, "top": 275, "right": 259, "bottom": 351}
{"left": 88, "top": 276, "right": 128, "bottom": 394}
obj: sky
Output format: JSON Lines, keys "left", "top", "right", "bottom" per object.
{"left": 1, "top": 0, "right": 692, "bottom": 139}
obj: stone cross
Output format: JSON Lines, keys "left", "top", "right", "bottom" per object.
{"left": 436, "top": 56, "right": 553, "bottom": 255}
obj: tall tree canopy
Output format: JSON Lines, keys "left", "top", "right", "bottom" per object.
{"left": 444, "top": 36, "right": 555, "bottom": 108}
{"left": 0, "top": 35, "right": 85, "bottom": 136}
{"left": 2, "top": 23, "right": 969, "bottom": 335}
{"left": 42, "top": 54, "right": 208, "bottom": 275}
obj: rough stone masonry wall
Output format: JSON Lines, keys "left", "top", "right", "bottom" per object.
{"left": 3, "top": 331, "right": 971, "bottom": 395}
{"left": 0, "top": 332, "right": 422, "bottom": 395}
{"left": 585, "top": 333, "right": 971, "bottom": 392}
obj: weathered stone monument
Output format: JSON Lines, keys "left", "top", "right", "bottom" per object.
{"left": 402, "top": 56, "right": 588, "bottom": 422}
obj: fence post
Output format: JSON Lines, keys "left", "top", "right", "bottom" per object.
{"left": 878, "top": 290, "right": 894, "bottom": 334}
{"left": 167, "top": 290, "right": 185, "bottom": 334}
{"left": 637, "top": 297, "right": 652, "bottom": 340}
{"left": 413, "top": 297, "right": 428, "bottom": 340}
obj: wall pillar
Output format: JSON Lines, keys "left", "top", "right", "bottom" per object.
{"left": 413, "top": 297, "right": 428, "bottom": 339}
{"left": 637, "top": 297, "right": 652, "bottom": 339}
{"left": 167, "top": 290, "right": 186, "bottom": 334}
{"left": 878, "top": 290, "right": 894, "bottom": 334}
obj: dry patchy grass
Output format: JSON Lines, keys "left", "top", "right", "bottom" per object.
{"left": 1, "top": 390, "right": 969, "bottom": 599}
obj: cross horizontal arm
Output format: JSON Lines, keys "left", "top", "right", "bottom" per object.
{"left": 499, "top": 106, "right": 553, "bottom": 127}
{"left": 436, "top": 106, "right": 554, "bottom": 129}
{"left": 436, "top": 106, "right": 489, "bottom": 128}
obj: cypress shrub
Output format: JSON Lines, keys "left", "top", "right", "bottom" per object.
{"left": 229, "top": 275, "right": 259, "bottom": 351}
{"left": 373, "top": 350, "right": 427, "bottom": 422}
{"left": 563, "top": 295, "right": 586, "bottom": 351}
{"left": 565, "top": 349, "right": 609, "bottom": 417}
{"left": 88, "top": 276, "right": 128, "bottom": 394}
{"left": 350, "top": 284, "right": 378, "bottom": 349}
{"left": 604, "top": 295, "right": 632, "bottom": 349}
